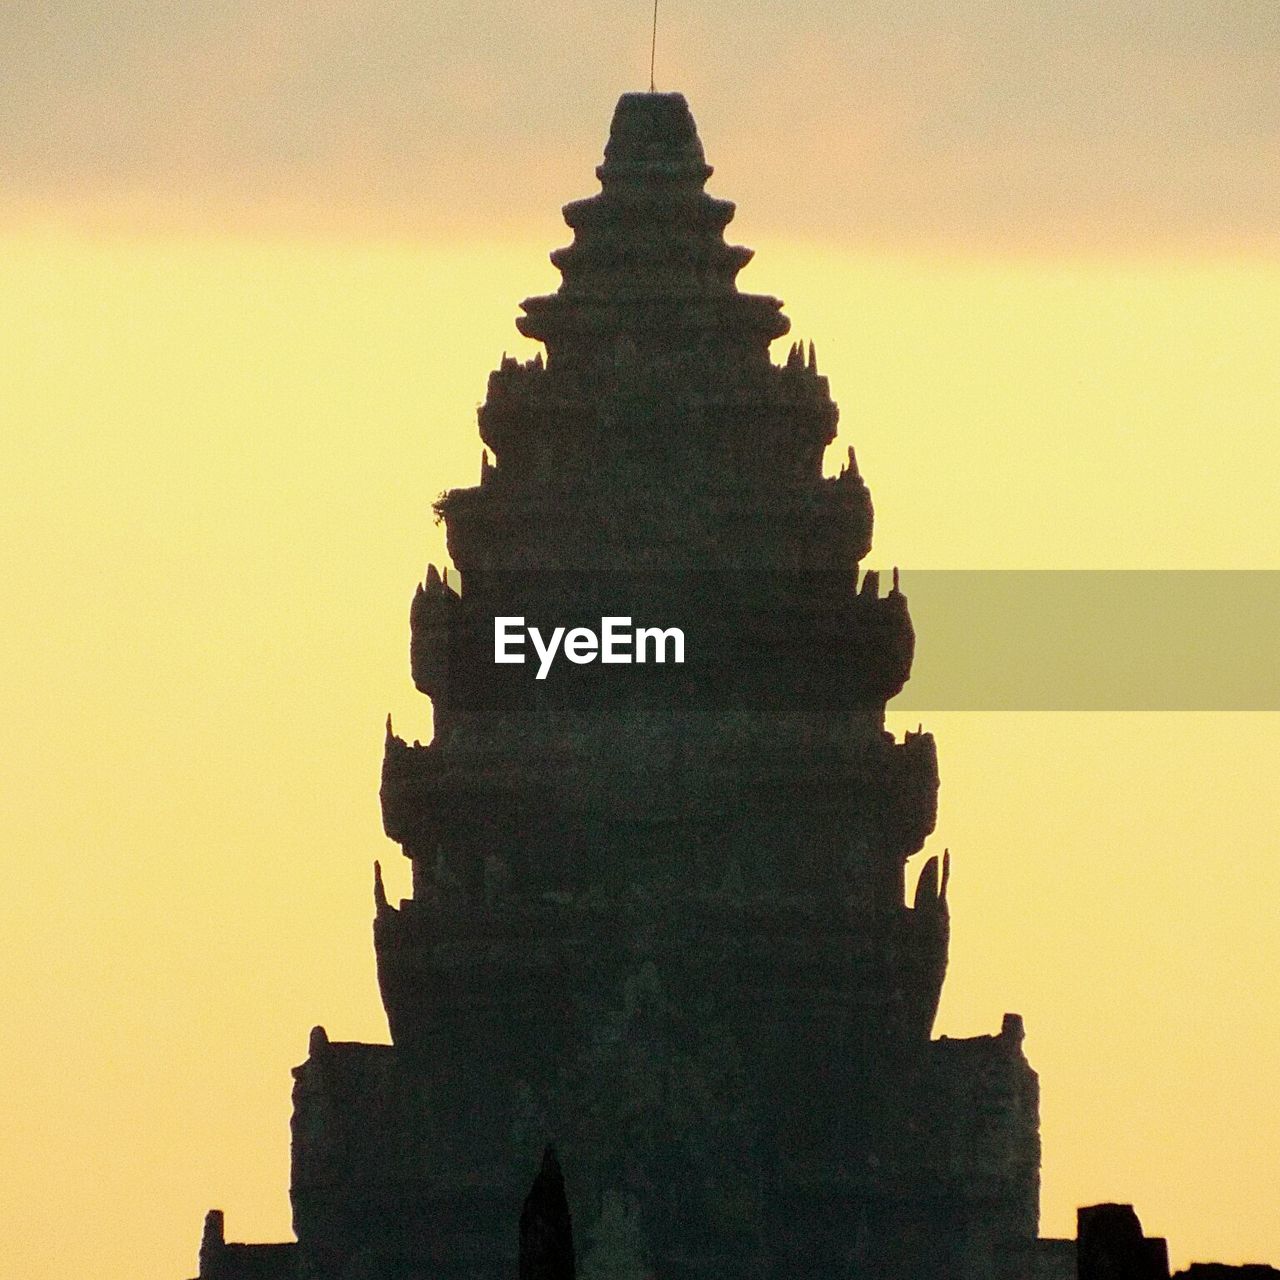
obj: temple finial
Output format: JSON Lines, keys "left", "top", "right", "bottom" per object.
{"left": 649, "top": 0, "right": 659, "bottom": 92}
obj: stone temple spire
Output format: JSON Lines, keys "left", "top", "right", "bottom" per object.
{"left": 363, "top": 95, "right": 1038, "bottom": 1280}
{"left": 185, "top": 92, "right": 1043, "bottom": 1280}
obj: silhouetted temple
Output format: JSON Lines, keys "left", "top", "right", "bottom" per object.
{"left": 187, "top": 94, "right": 1269, "bottom": 1280}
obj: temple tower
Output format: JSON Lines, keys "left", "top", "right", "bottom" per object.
{"left": 286, "top": 93, "right": 1040, "bottom": 1280}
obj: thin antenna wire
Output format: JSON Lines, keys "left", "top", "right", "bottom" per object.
{"left": 650, "top": 0, "right": 659, "bottom": 91}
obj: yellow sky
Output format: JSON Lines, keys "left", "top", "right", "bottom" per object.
{"left": 2, "top": 226, "right": 1277, "bottom": 1278}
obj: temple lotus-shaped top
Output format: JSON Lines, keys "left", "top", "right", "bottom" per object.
{"left": 394, "top": 91, "right": 926, "bottom": 857}
{"left": 518, "top": 93, "right": 789, "bottom": 354}
{"left": 596, "top": 90, "right": 712, "bottom": 182}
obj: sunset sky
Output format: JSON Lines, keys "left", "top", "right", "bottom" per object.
{"left": 2, "top": 5, "right": 1278, "bottom": 1278}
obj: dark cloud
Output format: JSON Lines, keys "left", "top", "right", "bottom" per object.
{"left": 1, "top": 1, "right": 1275, "bottom": 247}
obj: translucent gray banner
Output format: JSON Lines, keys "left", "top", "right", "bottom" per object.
{"left": 895, "top": 570, "right": 1280, "bottom": 710}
